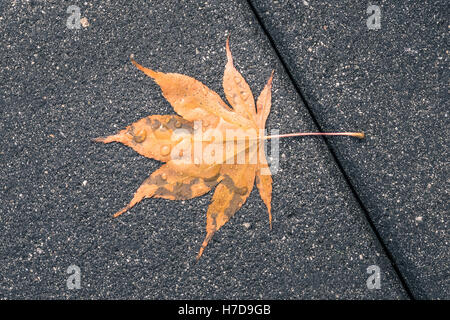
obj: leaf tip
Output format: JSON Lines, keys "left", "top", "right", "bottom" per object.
{"left": 225, "top": 35, "right": 233, "bottom": 63}
{"left": 92, "top": 136, "right": 117, "bottom": 143}
{"left": 92, "top": 136, "right": 106, "bottom": 143}
{"left": 267, "top": 70, "right": 275, "bottom": 86}
{"left": 130, "top": 57, "right": 158, "bottom": 79}
{"left": 113, "top": 207, "right": 128, "bottom": 218}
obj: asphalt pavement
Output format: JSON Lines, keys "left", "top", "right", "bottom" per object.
{"left": 1, "top": 0, "right": 445, "bottom": 299}
{"left": 250, "top": 0, "right": 448, "bottom": 299}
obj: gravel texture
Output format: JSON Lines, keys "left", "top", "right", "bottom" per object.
{"left": 250, "top": 0, "right": 448, "bottom": 299}
{"left": 0, "top": 0, "right": 410, "bottom": 299}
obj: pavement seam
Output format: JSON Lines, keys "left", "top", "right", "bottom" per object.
{"left": 245, "top": 0, "right": 415, "bottom": 300}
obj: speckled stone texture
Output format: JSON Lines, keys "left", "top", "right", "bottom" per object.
{"left": 1, "top": 0, "right": 410, "bottom": 299}
{"left": 250, "top": 0, "right": 448, "bottom": 299}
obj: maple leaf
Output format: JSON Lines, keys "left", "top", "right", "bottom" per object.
{"left": 94, "top": 38, "right": 273, "bottom": 260}
{"left": 94, "top": 38, "right": 364, "bottom": 260}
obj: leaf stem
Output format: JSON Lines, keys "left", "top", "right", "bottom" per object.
{"left": 189, "top": 131, "right": 365, "bottom": 142}
{"left": 263, "top": 132, "right": 365, "bottom": 140}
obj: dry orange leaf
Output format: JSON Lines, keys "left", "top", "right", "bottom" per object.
{"left": 95, "top": 38, "right": 364, "bottom": 260}
{"left": 95, "top": 38, "right": 273, "bottom": 260}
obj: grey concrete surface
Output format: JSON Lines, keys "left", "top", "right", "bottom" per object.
{"left": 1, "top": 0, "right": 409, "bottom": 299}
{"left": 250, "top": 0, "right": 448, "bottom": 299}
